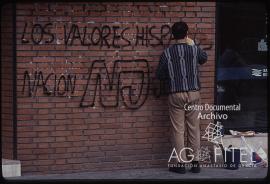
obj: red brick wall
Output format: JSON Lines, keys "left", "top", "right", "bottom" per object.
{"left": 1, "top": 3, "right": 14, "bottom": 160}
{"left": 15, "top": 2, "right": 215, "bottom": 174}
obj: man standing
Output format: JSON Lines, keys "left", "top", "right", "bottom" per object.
{"left": 156, "top": 22, "right": 207, "bottom": 174}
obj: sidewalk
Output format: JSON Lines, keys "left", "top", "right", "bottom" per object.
{"left": 6, "top": 167, "right": 268, "bottom": 180}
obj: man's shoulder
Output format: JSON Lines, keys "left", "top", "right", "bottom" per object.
{"left": 163, "top": 44, "right": 178, "bottom": 53}
{"left": 166, "top": 44, "right": 197, "bottom": 51}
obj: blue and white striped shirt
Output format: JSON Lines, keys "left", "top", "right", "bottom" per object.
{"left": 156, "top": 43, "right": 207, "bottom": 93}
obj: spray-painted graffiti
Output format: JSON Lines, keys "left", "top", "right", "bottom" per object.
{"left": 20, "top": 19, "right": 213, "bottom": 109}
{"left": 21, "top": 22, "right": 213, "bottom": 50}
{"left": 21, "top": 22, "right": 173, "bottom": 48}
{"left": 22, "top": 71, "right": 76, "bottom": 97}
{"left": 80, "top": 59, "right": 149, "bottom": 109}
{"left": 21, "top": 59, "right": 168, "bottom": 109}
{"left": 21, "top": 23, "right": 55, "bottom": 44}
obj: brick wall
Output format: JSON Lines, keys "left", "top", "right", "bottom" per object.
{"left": 1, "top": 3, "right": 14, "bottom": 160}
{"left": 14, "top": 2, "right": 215, "bottom": 174}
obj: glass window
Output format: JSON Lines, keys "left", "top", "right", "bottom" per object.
{"left": 216, "top": 2, "right": 267, "bottom": 133}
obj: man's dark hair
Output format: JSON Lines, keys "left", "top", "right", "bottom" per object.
{"left": 172, "top": 21, "right": 189, "bottom": 39}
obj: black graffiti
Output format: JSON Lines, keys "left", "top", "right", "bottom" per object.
{"left": 21, "top": 22, "right": 214, "bottom": 50}
{"left": 63, "top": 24, "right": 172, "bottom": 48}
{"left": 80, "top": 59, "right": 150, "bottom": 109}
{"left": 21, "top": 22, "right": 173, "bottom": 48}
{"left": 135, "top": 25, "right": 172, "bottom": 47}
{"left": 21, "top": 22, "right": 54, "bottom": 44}
{"left": 152, "top": 80, "right": 169, "bottom": 98}
{"left": 22, "top": 71, "right": 76, "bottom": 97}
{"left": 21, "top": 60, "right": 170, "bottom": 109}
{"left": 63, "top": 24, "right": 132, "bottom": 48}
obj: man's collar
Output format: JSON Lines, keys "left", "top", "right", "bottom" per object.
{"left": 175, "top": 39, "right": 187, "bottom": 44}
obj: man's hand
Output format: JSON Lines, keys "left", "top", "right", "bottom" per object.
{"left": 186, "top": 37, "right": 195, "bottom": 46}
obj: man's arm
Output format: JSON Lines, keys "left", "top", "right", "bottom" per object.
{"left": 186, "top": 37, "right": 207, "bottom": 64}
{"left": 156, "top": 52, "right": 168, "bottom": 80}
{"left": 197, "top": 47, "right": 208, "bottom": 65}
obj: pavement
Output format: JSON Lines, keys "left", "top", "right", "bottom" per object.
{"left": 5, "top": 166, "right": 268, "bottom": 180}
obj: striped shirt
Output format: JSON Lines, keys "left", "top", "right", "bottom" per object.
{"left": 156, "top": 43, "right": 207, "bottom": 93}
